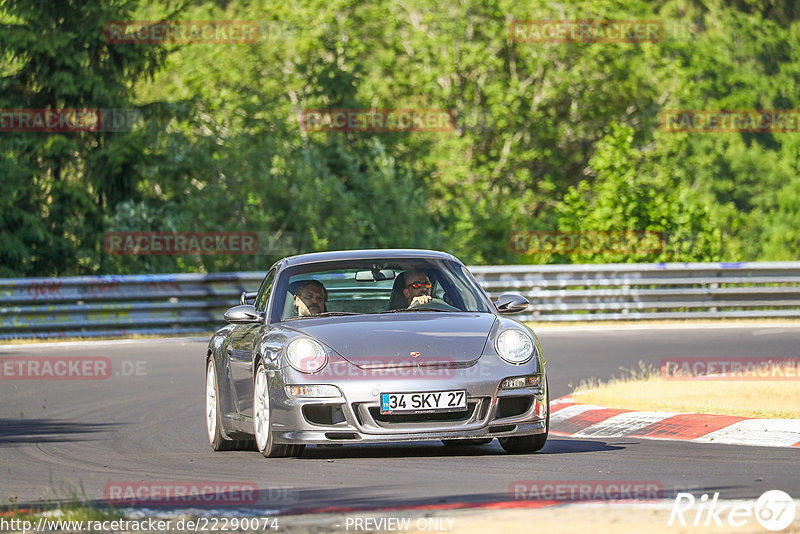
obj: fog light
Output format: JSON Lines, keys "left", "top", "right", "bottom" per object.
{"left": 285, "top": 385, "right": 341, "bottom": 398}
{"left": 500, "top": 375, "right": 541, "bottom": 389}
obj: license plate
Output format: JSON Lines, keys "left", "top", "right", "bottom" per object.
{"left": 380, "top": 390, "right": 467, "bottom": 414}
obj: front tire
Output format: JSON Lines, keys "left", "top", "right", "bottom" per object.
{"left": 253, "top": 360, "right": 306, "bottom": 457}
{"left": 498, "top": 378, "right": 549, "bottom": 454}
{"left": 206, "top": 358, "right": 242, "bottom": 451}
{"left": 253, "top": 360, "right": 286, "bottom": 457}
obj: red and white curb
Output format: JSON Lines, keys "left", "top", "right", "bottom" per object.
{"left": 549, "top": 397, "right": 800, "bottom": 448}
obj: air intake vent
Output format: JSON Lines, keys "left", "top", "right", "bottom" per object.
{"left": 325, "top": 432, "right": 358, "bottom": 440}
{"left": 488, "top": 425, "right": 516, "bottom": 433}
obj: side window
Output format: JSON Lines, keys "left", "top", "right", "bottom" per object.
{"left": 434, "top": 277, "right": 446, "bottom": 299}
{"left": 254, "top": 268, "right": 276, "bottom": 312}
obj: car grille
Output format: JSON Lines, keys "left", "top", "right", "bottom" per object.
{"left": 354, "top": 398, "right": 490, "bottom": 430}
{"left": 368, "top": 404, "right": 476, "bottom": 424}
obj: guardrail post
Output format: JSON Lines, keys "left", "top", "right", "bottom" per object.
{"left": 709, "top": 281, "right": 719, "bottom": 313}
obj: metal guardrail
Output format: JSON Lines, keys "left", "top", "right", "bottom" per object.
{"left": 470, "top": 261, "right": 800, "bottom": 322}
{"left": 2, "top": 262, "right": 800, "bottom": 339}
{"left": 0, "top": 273, "right": 263, "bottom": 340}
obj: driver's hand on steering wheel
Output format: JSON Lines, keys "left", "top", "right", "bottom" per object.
{"left": 409, "top": 295, "right": 432, "bottom": 307}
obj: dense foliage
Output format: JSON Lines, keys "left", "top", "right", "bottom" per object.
{"left": 1, "top": 0, "right": 798, "bottom": 276}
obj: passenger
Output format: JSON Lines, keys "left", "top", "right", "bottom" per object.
{"left": 294, "top": 280, "right": 327, "bottom": 316}
{"left": 402, "top": 270, "right": 433, "bottom": 308}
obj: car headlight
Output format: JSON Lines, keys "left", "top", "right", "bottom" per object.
{"left": 496, "top": 329, "right": 535, "bottom": 364}
{"left": 286, "top": 338, "right": 328, "bottom": 373}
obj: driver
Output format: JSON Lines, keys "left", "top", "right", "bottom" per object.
{"left": 294, "top": 280, "right": 327, "bottom": 316}
{"left": 402, "top": 270, "right": 433, "bottom": 307}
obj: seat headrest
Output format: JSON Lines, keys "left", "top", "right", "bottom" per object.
{"left": 388, "top": 272, "right": 408, "bottom": 310}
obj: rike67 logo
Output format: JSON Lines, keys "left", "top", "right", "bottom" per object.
{"left": 669, "top": 490, "right": 796, "bottom": 531}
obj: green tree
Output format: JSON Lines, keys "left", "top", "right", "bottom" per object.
{"left": 0, "top": 0, "right": 169, "bottom": 276}
{"left": 555, "top": 124, "right": 722, "bottom": 263}
{"left": 4, "top": 0, "right": 800, "bottom": 276}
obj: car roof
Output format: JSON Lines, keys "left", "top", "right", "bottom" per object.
{"left": 279, "top": 249, "right": 458, "bottom": 269}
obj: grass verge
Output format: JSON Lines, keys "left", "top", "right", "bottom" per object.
{"left": 572, "top": 362, "right": 800, "bottom": 419}
{"left": 1, "top": 481, "right": 122, "bottom": 524}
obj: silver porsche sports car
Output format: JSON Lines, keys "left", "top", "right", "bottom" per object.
{"left": 205, "top": 249, "right": 548, "bottom": 457}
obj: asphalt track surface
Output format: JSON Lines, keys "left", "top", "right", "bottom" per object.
{"left": 1, "top": 325, "right": 799, "bottom": 514}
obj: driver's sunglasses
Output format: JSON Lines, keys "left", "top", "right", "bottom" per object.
{"left": 407, "top": 280, "right": 432, "bottom": 290}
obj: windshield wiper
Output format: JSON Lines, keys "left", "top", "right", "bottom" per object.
{"left": 284, "top": 311, "right": 361, "bottom": 320}
{"left": 377, "top": 307, "right": 456, "bottom": 313}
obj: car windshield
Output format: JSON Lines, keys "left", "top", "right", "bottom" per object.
{"left": 273, "top": 258, "right": 493, "bottom": 321}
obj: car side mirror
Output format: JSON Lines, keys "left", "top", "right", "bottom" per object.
{"left": 224, "top": 304, "right": 264, "bottom": 324}
{"left": 240, "top": 290, "right": 258, "bottom": 305}
{"left": 495, "top": 293, "right": 529, "bottom": 314}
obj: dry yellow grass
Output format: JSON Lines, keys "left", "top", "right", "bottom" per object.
{"left": 572, "top": 363, "right": 800, "bottom": 419}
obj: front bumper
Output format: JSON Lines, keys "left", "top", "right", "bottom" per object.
{"left": 268, "top": 364, "right": 548, "bottom": 444}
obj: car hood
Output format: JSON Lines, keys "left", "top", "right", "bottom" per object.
{"left": 285, "top": 313, "right": 497, "bottom": 367}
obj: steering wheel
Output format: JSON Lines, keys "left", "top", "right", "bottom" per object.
{"left": 408, "top": 297, "right": 460, "bottom": 312}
